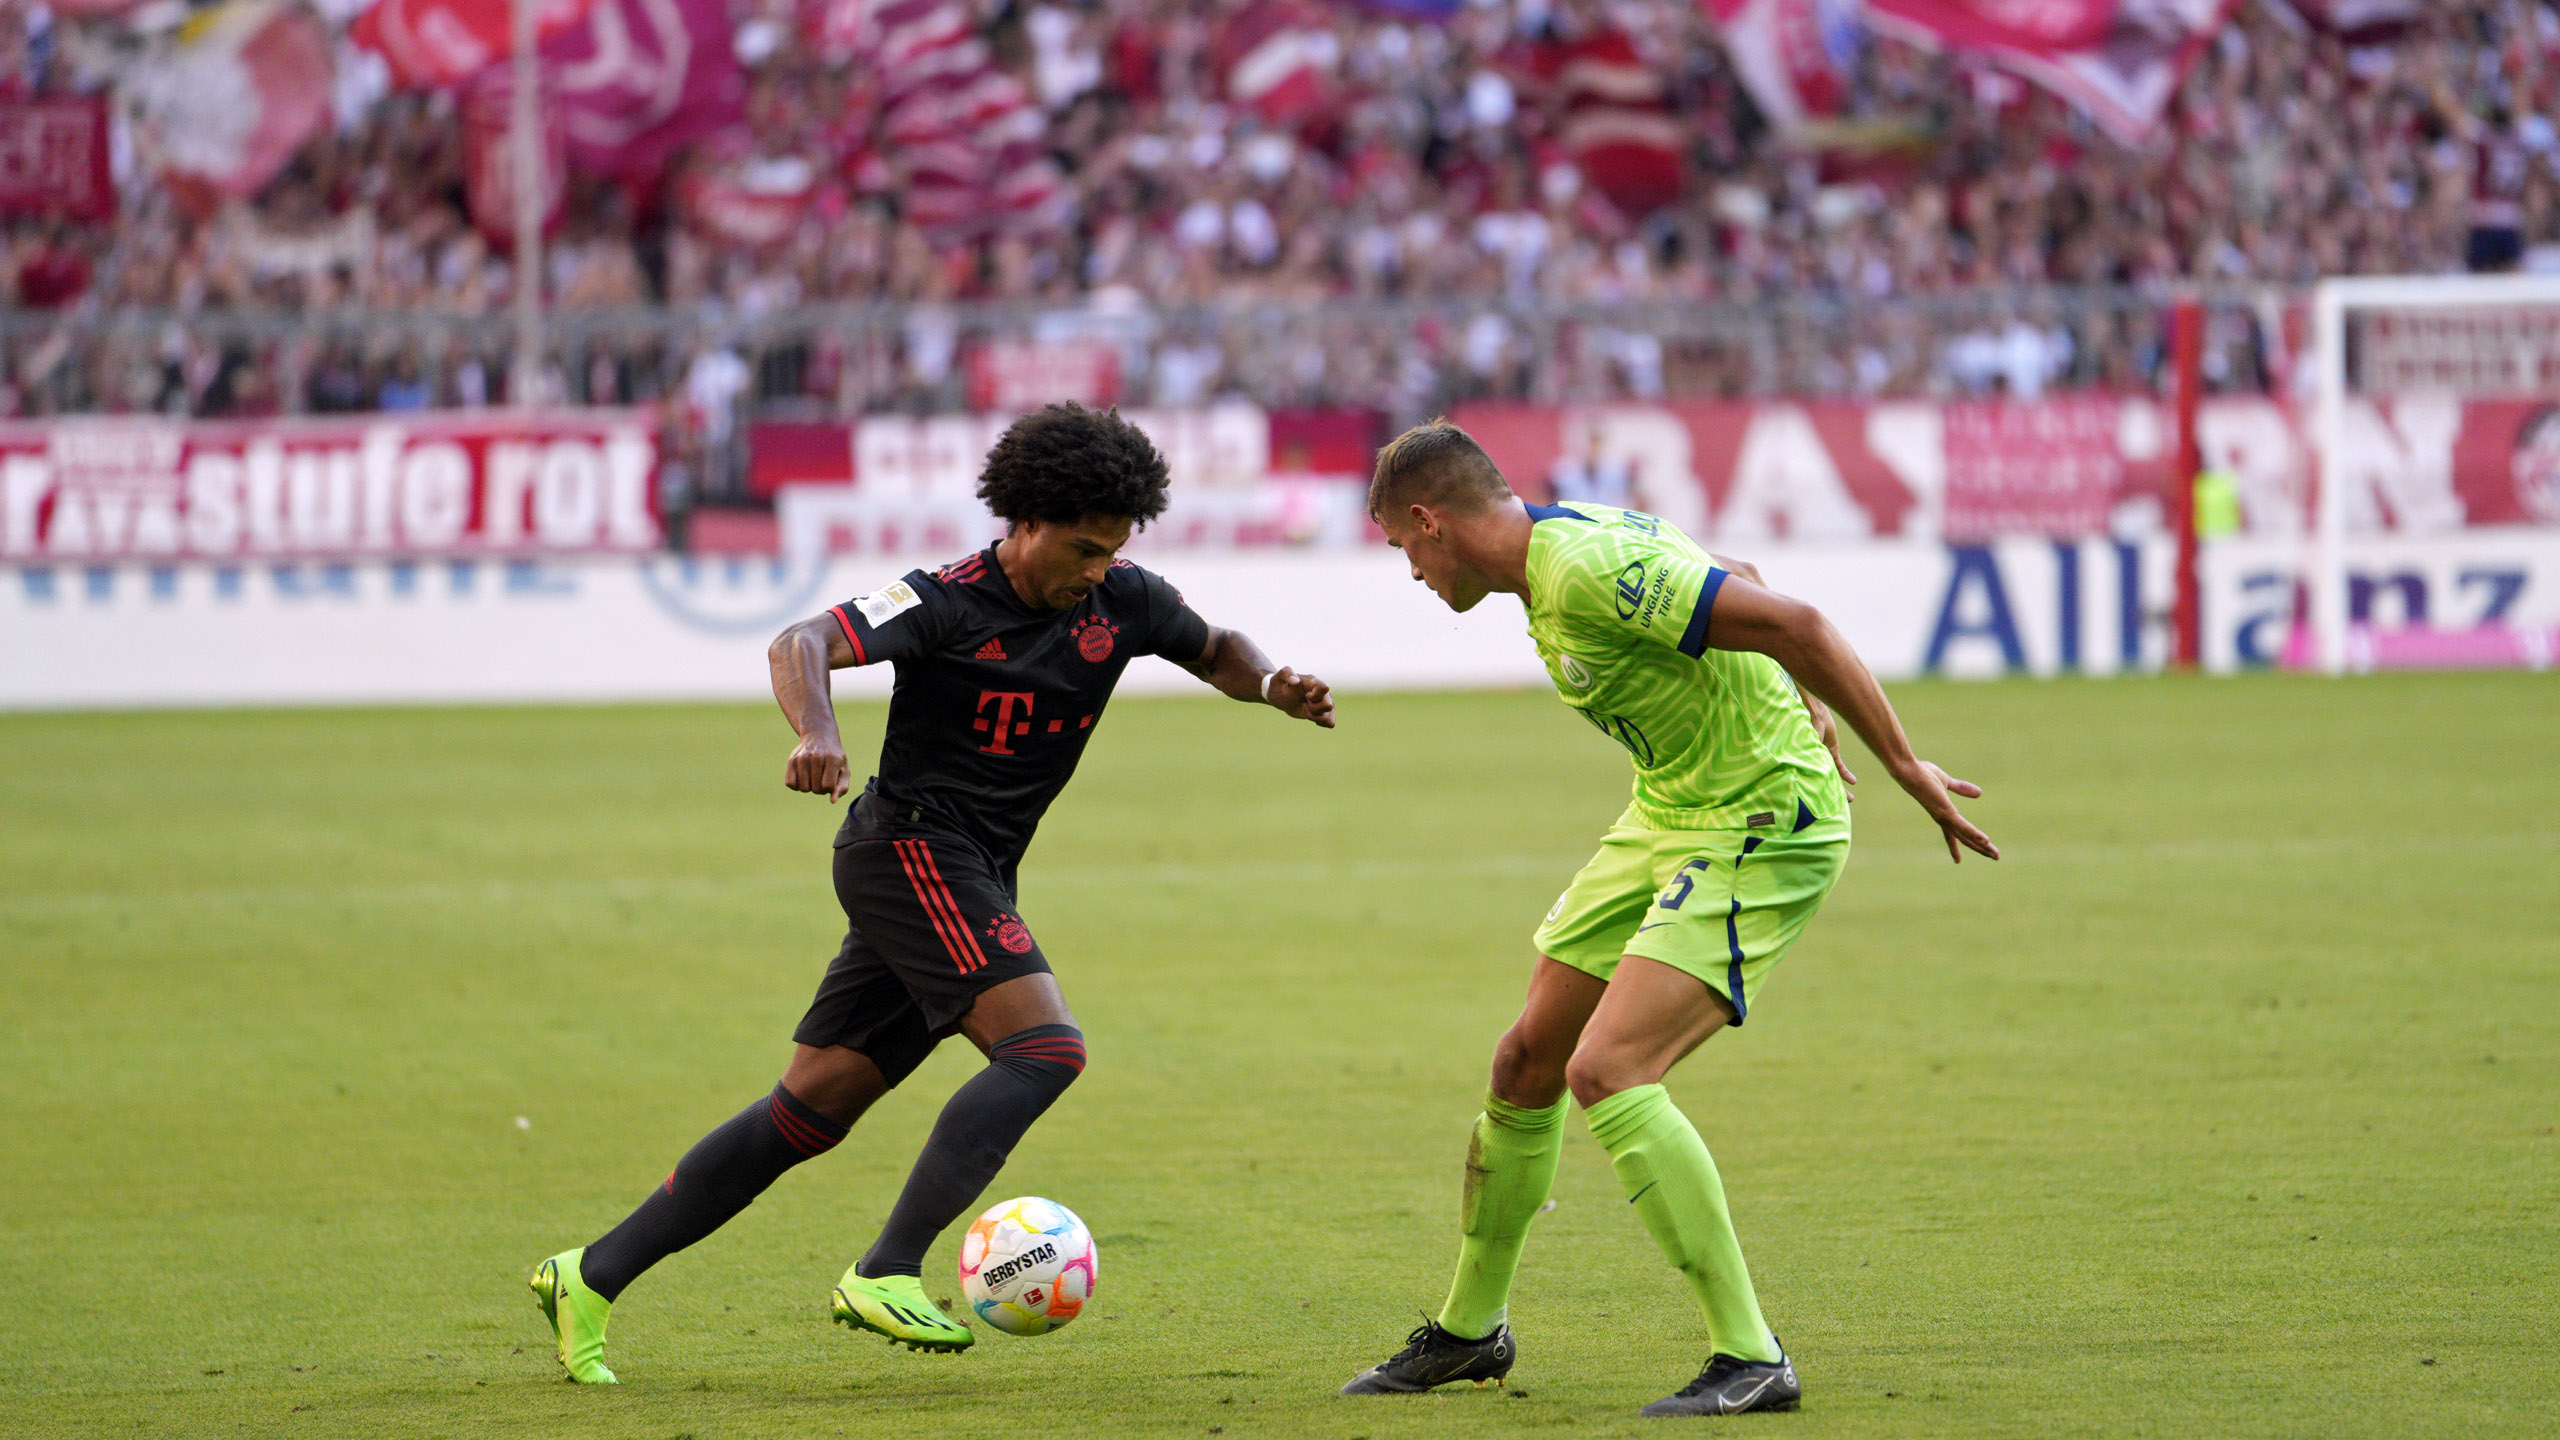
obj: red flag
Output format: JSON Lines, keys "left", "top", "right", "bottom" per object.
{"left": 1869, "top": 0, "right": 2117, "bottom": 53}
{"left": 2278, "top": 0, "right": 2421, "bottom": 41}
{"left": 834, "top": 0, "right": 1063, "bottom": 239}
{"left": 542, "top": 0, "right": 746, "bottom": 187}
{"left": 459, "top": 68, "right": 567, "bottom": 246}
{"left": 1536, "top": 28, "right": 1685, "bottom": 216}
{"left": 1702, "top": 0, "right": 1856, "bottom": 133}
{"left": 1218, "top": 0, "right": 1338, "bottom": 126}
{"left": 1866, "top": 0, "right": 2238, "bottom": 145}
{"left": 135, "top": 1, "right": 333, "bottom": 208}
{"left": 350, "top": 0, "right": 596, "bottom": 91}
{"left": 678, "top": 151, "right": 821, "bottom": 250}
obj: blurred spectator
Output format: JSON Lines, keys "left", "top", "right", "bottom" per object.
{"left": 12, "top": 222, "right": 92, "bottom": 309}
{"left": 1549, "top": 424, "right": 1634, "bottom": 506}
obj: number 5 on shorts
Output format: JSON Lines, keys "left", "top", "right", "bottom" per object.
{"left": 1657, "top": 858, "right": 1715, "bottom": 912}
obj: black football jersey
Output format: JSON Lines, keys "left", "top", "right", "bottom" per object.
{"left": 826, "top": 546, "right": 1212, "bottom": 869}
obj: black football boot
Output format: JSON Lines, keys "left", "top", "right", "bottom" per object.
{"left": 1339, "top": 1316, "right": 1517, "bottom": 1394}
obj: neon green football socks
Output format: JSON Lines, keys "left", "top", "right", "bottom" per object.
{"left": 1585, "top": 1083, "right": 1780, "bottom": 1364}
{"left": 529, "top": 1248, "right": 618, "bottom": 1384}
{"left": 1436, "top": 1092, "right": 1567, "bottom": 1342}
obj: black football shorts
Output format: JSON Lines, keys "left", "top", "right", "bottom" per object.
{"left": 792, "top": 831, "right": 1052, "bottom": 1086}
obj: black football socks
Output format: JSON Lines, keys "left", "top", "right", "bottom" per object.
{"left": 580, "top": 1083, "right": 850, "bottom": 1301}
{"left": 855, "top": 1024, "right": 1086, "bottom": 1279}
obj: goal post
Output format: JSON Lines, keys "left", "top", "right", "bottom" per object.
{"left": 2310, "top": 273, "right": 2560, "bottom": 675}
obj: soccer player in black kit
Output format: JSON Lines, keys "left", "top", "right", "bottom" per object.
{"left": 530, "top": 404, "right": 1336, "bottom": 1381}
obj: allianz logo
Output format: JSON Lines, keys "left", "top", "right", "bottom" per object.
{"left": 637, "top": 553, "right": 834, "bottom": 634}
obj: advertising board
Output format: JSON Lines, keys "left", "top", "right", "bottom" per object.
{"left": 0, "top": 412, "right": 659, "bottom": 563}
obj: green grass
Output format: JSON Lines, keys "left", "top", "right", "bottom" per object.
{"left": 2, "top": 675, "right": 2555, "bottom": 1439}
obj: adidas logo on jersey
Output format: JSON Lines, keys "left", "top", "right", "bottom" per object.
{"left": 975, "top": 638, "right": 1007, "bottom": 660}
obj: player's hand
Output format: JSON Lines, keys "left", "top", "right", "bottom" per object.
{"left": 1891, "top": 759, "right": 1996, "bottom": 863}
{"left": 785, "top": 731, "right": 852, "bottom": 802}
{"left": 1803, "top": 692, "right": 1856, "bottom": 798}
{"left": 1266, "top": 667, "right": 1336, "bottom": 728}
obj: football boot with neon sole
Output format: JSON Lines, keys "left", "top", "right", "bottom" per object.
{"left": 529, "top": 1249, "right": 618, "bottom": 1384}
{"left": 1638, "top": 1346, "right": 1800, "bottom": 1417}
{"left": 1340, "top": 1317, "right": 1515, "bottom": 1393}
{"left": 830, "top": 1269, "right": 975, "bottom": 1353}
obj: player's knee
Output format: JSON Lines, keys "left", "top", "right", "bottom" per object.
{"left": 1563, "top": 1044, "right": 1645, "bottom": 1109}
{"left": 1489, "top": 1026, "right": 1568, "bottom": 1109}
{"left": 782, "top": 1044, "right": 889, "bottom": 1126}
{"left": 989, "top": 1023, "right": 1086, "bottom": 1091}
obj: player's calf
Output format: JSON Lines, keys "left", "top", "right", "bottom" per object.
{"left": 574, "top": 1083, "right": 853, "bottom": 1305}
{"left": 853, "top": 1024, "right": 1086, "bottom": 1282}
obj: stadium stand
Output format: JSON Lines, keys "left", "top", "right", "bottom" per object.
{"left": 2, "top": 0, "right": 2556, "bottom": 430}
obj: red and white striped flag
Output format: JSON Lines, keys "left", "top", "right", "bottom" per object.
{"left": 1218, "top": 0, "right": 1338, "bottom": 127}
{"left": 1536, "top": 27, "right": 1685, "bottom": 217}
{"left": 835, "top": 0, "right": 1062, "bottom": 239}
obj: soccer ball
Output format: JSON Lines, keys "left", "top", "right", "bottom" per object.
{"left": 956, "top": 1195, "right": 1097, "bottom": 1336}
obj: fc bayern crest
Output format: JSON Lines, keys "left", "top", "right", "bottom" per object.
{"left": 988, "top": 914, "right": 1036, "bottom": 954}
{"left": 1075, "top": 618, "right": 1119, "bottom": 662}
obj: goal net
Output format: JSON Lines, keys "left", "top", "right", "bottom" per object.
{"left": 2305, "top": 274, "right": 2560, "bottom": 674}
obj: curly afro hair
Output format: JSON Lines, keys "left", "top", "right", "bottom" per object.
{"left": 976, "top": 403, "right": 1173, "bottom": 528}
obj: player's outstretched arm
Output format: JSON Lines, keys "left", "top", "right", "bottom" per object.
{"left": 1702, "top": 575, "right": 1997, "bottom": 863}
{"left": 768, "top": 615, "right": 858, "bottom": 802}
{"left": 1184, "top": 626, "right": 1336, "bottom": 728}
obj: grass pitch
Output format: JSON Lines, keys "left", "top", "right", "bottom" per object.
{"left": 3, "top": 675, "right": 2555, "bottom": 1439}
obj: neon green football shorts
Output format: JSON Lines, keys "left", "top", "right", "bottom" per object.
{"left": 1533, "top": 800, "right": 1849, "bottom": 1025}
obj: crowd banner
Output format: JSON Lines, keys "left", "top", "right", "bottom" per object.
{"left": 1449, "top": 397, "right": 2177, "bottom": 542}
{"left": 754, "top": 394, "right": 2541, "bottom": 549}
{"left": 0, "top": 95, "right": 116, "bottom": 222}
{"left": 1451, "top": 394, "right": 2551, "bottom": 542}
{"left": 0, "top": 412, "right": 660, "bottom": 563}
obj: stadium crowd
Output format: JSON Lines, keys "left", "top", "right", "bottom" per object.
{"left": 4, "top": 0, "right": 2558, "bottom": 428}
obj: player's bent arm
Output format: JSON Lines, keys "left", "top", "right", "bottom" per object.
{"left": 1702, "top": 577, "right": 1997, "bottom": 863}
{"left": 1712, "top": 552, "right": 1853, "bottom": 791}
{"left": 1184, "top": 626, "right": 1337, "bottom": 729}
{"left": 768, "top": 616, "right": 856, "bottom": 802}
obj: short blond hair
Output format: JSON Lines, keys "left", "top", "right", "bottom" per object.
{"left": 1367, "top": 419, "right": 1511, "bottom": 521}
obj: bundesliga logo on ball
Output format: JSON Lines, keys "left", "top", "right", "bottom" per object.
{"left": 958, "top": 1197, "right": 1097, "bottom": 1336}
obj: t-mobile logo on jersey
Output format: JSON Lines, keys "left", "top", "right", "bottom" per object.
{"left": 973, "top": 691, "right": 1036, "bottom": 754}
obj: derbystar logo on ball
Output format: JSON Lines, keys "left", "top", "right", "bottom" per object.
{"left": 957, "top": 1196, "right": 1097, "bottom": 1336}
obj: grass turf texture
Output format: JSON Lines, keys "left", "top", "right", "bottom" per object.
{"left": 2, "top": 675, "right": 2555, "bottom": 1439}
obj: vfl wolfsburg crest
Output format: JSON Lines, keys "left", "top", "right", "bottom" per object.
{"left": 1558, "top": 653, "right": 1594, "bottom": 689}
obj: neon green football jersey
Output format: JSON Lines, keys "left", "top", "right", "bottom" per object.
{"left": 1521, "top": 501, "right": 1844, "bottom": 830}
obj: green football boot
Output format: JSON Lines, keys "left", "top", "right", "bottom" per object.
{"left": 529, "top": 1249, "right": 618, "bottom": 1384}
{"left": 830, "top": 1269, "right": 975, "bottom": 1353}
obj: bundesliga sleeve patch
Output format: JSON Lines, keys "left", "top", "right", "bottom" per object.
{"left": 856, "top": 581, "right": 923, "bottom": 627}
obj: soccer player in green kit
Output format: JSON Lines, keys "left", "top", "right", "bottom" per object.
{"left": 1341, "top": 421, "right": 1998, "bottom": 1417}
